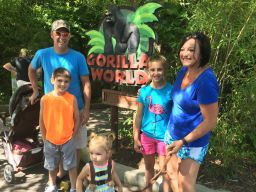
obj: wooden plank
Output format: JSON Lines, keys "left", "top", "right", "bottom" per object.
{"left": 0, "top": 105, "right": 9, "bottom": 113}
{"left": 102, "top": 89, "right": 137, "bottom": 110}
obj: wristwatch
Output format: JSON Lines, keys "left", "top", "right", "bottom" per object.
{"left": 182, "top": 138, "right": 188, "bottom": 145}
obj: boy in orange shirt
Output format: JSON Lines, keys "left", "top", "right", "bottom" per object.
{"left": 39, "top": 67, "right": 80, "bottom": 192}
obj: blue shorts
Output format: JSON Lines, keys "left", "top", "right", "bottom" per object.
{"left": 164, "top": 131, "right": 208, "bottom": 164}
{"left": 44, "top": 138, "right": 77, "bottom": 171}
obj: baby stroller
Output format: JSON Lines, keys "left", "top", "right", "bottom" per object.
{"left": 0, "top": 84, "right": 43, "bottom": 183}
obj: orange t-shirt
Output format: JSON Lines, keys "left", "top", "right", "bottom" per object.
{"left": 42, "top": 92, "right": 75, "bottom": 145}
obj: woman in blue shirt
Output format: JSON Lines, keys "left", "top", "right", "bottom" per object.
{"left": 165, "top": 32, "right": 219, "bottom": 192}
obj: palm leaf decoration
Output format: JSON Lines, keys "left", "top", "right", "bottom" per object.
{"left": 138, "top": 24, "right": 155, "bottom": 39}
{"left": 86, "top": 30, "right": 105, "bottom": 55}
{"left": 131, "top": 13, "right": 159, "bottom": 25}
{"left": 128, "top": 3, "right": 162, "bottom": 25}
{"left": 128, "top": 2, "right": 162, "bottom": 54}
{"left": 88, "top": 38, "right": 104, "bottom": 47}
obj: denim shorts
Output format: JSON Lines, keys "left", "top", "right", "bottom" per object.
{"left": 44, "top": 138, "right": 77, "bottom": 171}
{"left": 164, "top": 131, "right": 208, "bottom": 164}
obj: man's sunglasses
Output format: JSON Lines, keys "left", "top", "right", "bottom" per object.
{"left": 54, "top": 31, "right": 70, "bottom": 37}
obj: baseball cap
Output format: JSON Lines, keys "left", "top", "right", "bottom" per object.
{"left": 51, "top": 20, "right": 70, "bottom": 32}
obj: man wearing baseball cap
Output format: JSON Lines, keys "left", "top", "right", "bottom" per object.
{"left": 28, "top": 19, "right": 91, "bottom": 192}
{"left": 51, "top": 19, "right": 70, "bottom": 32}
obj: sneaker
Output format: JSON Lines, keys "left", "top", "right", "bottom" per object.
{"left": 69, "top": 189, "right": 76, "bottom": 192}
{"left": 44, "top": 185, "right": 58, "bottom": 192}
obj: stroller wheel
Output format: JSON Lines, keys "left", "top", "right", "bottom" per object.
{"left": 4, "top": 164, "right": 15, "bottom": 183}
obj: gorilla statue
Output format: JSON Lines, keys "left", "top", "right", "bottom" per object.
{"left": 103, "top": 6, "right": 140, "bottom": 55}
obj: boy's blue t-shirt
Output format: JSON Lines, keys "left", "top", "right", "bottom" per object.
{"left": 138, "top": 83, "right": 173, "bottom": 141}
{"left": 167, "top": 67, "right": 219, "bottom": 147}
{"left": 31, "top": 47, "right": 90, "bottom": 110}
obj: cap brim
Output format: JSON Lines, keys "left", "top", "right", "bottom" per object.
{"left": 52, "top": 26, "right": 70, "bottom": 31}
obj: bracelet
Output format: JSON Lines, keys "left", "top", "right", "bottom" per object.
{"left": 182, "top": 138, "right": 188, "bottom": 145}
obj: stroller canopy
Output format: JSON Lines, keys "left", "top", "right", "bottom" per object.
{"left": 9, "top": 84, "right": 42, "bottom": 141}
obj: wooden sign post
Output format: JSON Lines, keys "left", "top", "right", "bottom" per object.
{"left": 102, "top": 89, "right": 137, "bottom": 149}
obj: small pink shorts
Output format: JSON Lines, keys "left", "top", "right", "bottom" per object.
{"left": 140, "top": 132, "right": 166, "bottom": 156}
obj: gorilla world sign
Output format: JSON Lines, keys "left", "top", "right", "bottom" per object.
{"left": 87, "top": 53, "right": 148, "bottom": 85}
{"left": 86, "top": 2, "right": 162, "bottom": 85}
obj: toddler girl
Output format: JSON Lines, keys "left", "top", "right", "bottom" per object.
{"left": 76, "top": 132, "right": 122, "bottom": 192}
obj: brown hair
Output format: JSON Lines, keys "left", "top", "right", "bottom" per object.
{"left": 52, "top": 67, "right": 71, "bottom": 80}
{"left": 178, "top": 32, "right": 211, "bottom": 67}
{"left": 145, "top": 54, "right": 168, "bottom": 84}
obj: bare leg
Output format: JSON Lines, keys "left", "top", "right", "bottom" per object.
{"left": 48, "top": 168, "right": 58, "bottom": 186}
{"left": 76, "top": 149, "right": 82, "bottom": 172}
{"left": 144, "top": 154, "right": 155, "bottom": 192}
{"left": 158, "top": 155, "right": 170, "bottom": 192}
{"left": 166, "top": 154, "right": 179, "bottom": 192}
{"left": 178, "top": 158, "right": 200, "bottom": 192}
{"left": 68, "top": 167, "right": 77, "bottom": 189}
{"left": 57, "top": 160, "right": 66, "bottom": 178}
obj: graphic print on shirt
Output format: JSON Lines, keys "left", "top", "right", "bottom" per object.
{"left": 147, "top": 96, "right": 167, "bottom": 134}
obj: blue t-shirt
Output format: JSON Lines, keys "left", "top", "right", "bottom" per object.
{"left": 167, "top": 67, "right": 219, "bottom": 147}
{"left": 31, "top": 47, "right": 90, "bottom": 110}
{"left": 138, "top": 83, "right": 172, "bottom": 141}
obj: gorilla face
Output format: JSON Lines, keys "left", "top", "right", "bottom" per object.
{"left": 103, "top": 6, "right": 140, "bottom": 55}
{"left": 105, "top": 10, "right": 115, "bottom": 24}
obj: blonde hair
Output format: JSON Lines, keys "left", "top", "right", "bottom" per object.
{"left": 88, "top": 132, "right": 116, "bottom": 191}
{"left": 88, "top": 132, "right": 115, "bottom": 153}
{"left": 19, "top": 48, "right": 29, "bottom": 57}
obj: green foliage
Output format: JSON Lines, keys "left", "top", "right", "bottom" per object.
{"left": 0, "top": 0, "right": 49, "bottom": 103}
{"left": 86, "top": 30, "right": 105, "bottom": 55}
{"left": 0, "top": 0, "right": 112, "bottom": 102}
{"left": 184, "top": 0, "right": 256, "bottom": 94}
{"left": 137, "top": 24, "right": 155, "bottom": 39}
{"left": 128, "top": 2, "right": 162, "bottom": 24}
{"left": 154, "top": 1, "right": 188, "bottom": 82}
{"left": 216, "top": 71, "right": 256, "bottom": 153}
{"left": 86, "top": 30, "right": 105, "bottom": 41}
{"left": 118, "top": 110, "right": 134, "bottom": 148}
{"left": 131, "top": 13, "right": 159, "bottom": 25}
{"left": 88, "top": 39, "right": 104, "bottom": 47}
